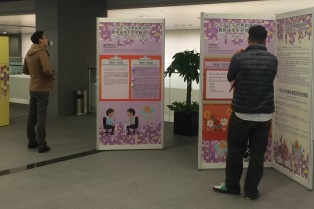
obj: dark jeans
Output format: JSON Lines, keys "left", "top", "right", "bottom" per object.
{"left": 225, "top": 111, "right": 271, "bottom": 197}
{"left": 27, "top": 91, "right": 49, "bottom": 147}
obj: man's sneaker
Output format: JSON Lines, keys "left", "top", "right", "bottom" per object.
{"left": 213, "top": 184, "right": 240, "bottom": 195}
{"left": 245, "top": 191, "right": 260, "bottom": 200}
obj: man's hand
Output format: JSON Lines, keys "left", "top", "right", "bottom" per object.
{"left": 236, "top": 49, "right": 244, "bottom": 54}
{"left": 230, "top": 80, "right": 235, "bottom": 87}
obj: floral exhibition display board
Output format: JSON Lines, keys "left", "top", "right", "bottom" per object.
{"left": 273, "top": 9, "right": 313, "bottom": 189}
{"left": 199, "top": 11, "right": 313, "bottom": 189}
{"left": 96, "top": 18, "right": 164, "bottom": 150}
{"left": 0, "top": 36, "right": 9, "bottom": 127}
{"left": 199, "top": 13, "right": 275, "bottom": 169}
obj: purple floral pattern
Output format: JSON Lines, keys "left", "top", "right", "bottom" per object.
{"left": 273, "top": 134, "right": 309, "bottom": 180}
{"left": 204, "top": 19, "right": 275, "bottom": 45}
{"left": 99, "top": 121, "right": 161, "bottom": 145}
{"left": 277, "top": 14, "right": 312, "bottom": 45}
{"left": 99, "top": 22, "right": 163, "bottom": 45}
{"left": 201, "top": 138, "right": 272, "bottom": 164}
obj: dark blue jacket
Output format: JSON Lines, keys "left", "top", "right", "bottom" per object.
{"left": 227, "top": 45, "right": 278, "bottom": 113}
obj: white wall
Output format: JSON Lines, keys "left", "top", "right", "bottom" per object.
{"left": 21, "top": 33, "right": 32, "bottom": 61}
{"left": 165, "top": 30, "right": 200, "bottom": 64}
{"left": 165, "top": 29, "right": 200, "bottom": 90}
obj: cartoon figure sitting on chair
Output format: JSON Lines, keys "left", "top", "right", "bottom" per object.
{"left": 103, "top": 108, "right": 115, "bottom": 135}
{"left": 126, "top": 108, "right": 139, "bottom": 135}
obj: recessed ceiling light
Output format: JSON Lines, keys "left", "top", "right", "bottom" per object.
{"left": 3, "top": 32, "right": 7, "bottom": 34}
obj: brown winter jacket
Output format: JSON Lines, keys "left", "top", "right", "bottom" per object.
{"left": 23, "top": 44, "right": 55, "bottom": 92}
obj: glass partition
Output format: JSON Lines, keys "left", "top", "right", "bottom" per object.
{"left": 164, "top": 72, "right": 200, "bottom": 122}
{"left": 9, "top": 57, "right": 23, "bottom": 75}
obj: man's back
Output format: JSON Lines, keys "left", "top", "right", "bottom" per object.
{"left": 228, "top": 45, "right": 278, "bottom": 114}
{"left": 23, "top": 44, "right": 54, "bottom": 92}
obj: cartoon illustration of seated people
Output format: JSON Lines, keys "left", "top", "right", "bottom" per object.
{"left": 126, "top": 108, "right": 139, "bottom": 135}
{"left": 103, "top": 108, "right": 115, "bottom": 135}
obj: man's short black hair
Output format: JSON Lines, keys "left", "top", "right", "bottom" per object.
{"left": 127, "top": 108, "right": 135, "bottom": 116}
{"left": 31, "top": 31, "right": 44, "bottom": 44}
{"left": 248, "top": 25, "right": 267, "bottom": 44}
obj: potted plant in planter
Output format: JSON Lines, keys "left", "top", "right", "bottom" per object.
{"left": 165, "top": 50, "right": 200, "bottom": 136}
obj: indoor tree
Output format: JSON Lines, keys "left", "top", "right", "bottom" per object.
{"left": 165, "top": 50, "right": 200, "bottom": 113}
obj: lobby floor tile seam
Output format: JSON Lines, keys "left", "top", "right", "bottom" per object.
{"left": 0, "top": 149, "right": 102, "bottom": 177}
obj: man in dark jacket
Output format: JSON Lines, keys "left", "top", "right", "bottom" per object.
{"left": 213, "top": 25, "right": 278, "bottom": 200}
{"left": 23, "top": 31, "right": 54, "bottom": 153}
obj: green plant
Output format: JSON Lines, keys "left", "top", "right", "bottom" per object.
{"left": 167, "top": 101, "right": 199, "bottom": 113}
{"left": 165, "top": 50, "right": 200, "bottom": 112}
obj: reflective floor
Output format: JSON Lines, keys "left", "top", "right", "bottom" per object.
{"left": 0, "top": 103, "right": 312, "bottom": 209}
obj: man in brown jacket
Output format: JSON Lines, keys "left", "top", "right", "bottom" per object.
{"left": 23, "top": 31, "right": 55, "bottom": 153}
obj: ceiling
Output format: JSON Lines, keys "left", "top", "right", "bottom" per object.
{"left": 109, "top": 0, "right": 314, "bottom": 30}
{"left": 0, "top": 0, "right": 314, "bottom": 34}
{"left": 0, "top": 14, "right": 35, "bottom": 34}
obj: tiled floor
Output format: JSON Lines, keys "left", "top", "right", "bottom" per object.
{"left": 0, "top": 103, "right": 312, "bottom": 209}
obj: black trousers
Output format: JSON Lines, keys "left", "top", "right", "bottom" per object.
{"left": 225, "top": 111, "right": 271, "bottom": 197}
{"left": 27, "top": 91, "right": 49, "bottom": 147}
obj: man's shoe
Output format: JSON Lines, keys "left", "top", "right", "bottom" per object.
{"left": 213, "top": 184, "right": 239, "bottom": 195}
{"left": 246, "top": 191, "right": 260, "bottom": 200}
{"left": 38, "top": 145, "right": 50, "bottom": 153}
{"left": 28, "top": 141, "right": 38, "bottom": 149}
